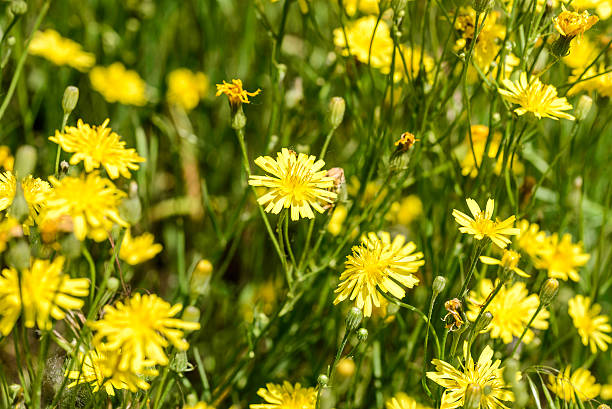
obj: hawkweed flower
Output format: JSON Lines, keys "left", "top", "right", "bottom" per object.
{"left": 0, "top": 257, "right": 89, "bottom": 336}
{"left": 460, "top": 125, "right": 523, "bottom": 178}
{"left": 119, "top": 230, "right": 163, "bottom": 265}
{"left": 534, "top": 233, "right": 590, "bottom": 281}
{"left": 386, "top": 392, "right": 433, "bottom": 409}
{"left": 67, "top": 347, "right": 157, "bottom": 395}
{"left": 568, "top": 295, "right": 612, "bottom": 353}
{"left": 0, "top": 217, "right": 20, "bottom": 253}
{"left": 90, "top": 293, "right": 201, "bottom": 372}
{"left": 90, "top": 63, "right": 148, "bottom": 106}
{"left": 452, "top": 198, "right": 520, "bottom": 248}
{"left": 466, "top": 279, "right": 549, "bottom": 344}
{"left": 499, "top": 73, "right": 575, "bottom": 120}
{"left": 328, "top": 204, "right": 348, "bottom": 236}
{"left": 386, "top": 195, "right": 423, "bottom": 226}
{"left": 167, "top": 69, "right": 209, "bottom": 111}
{"left": 334, "top": 232, "right": 424, "bottom": 317}
{"left": 215, "top": 79, "right": 261, "bottom": 110}
{"left": 426, "top": 343, "right": 514, "bottom": 409}
{"left": 28, "top": 29, "right": 95, "bottom": 71}
{"left": 0, "top": 146, "right": 14, "bottom": 171}
{"left": 571, "top": 0, "right": 612, "bottom": 20}
{"left": 49, "top": 119, "right": 145, "bottom": 179}
{"left": 42, "top": 172, "right": 128, "bottom": 241}
{"left": 548, "top": 367, "right": 601, "bottom": 402}
{"left": 342, "top": 0, "right": 381, "bottom": 16}
{"left": 249, "top": 381, "right": 317, "bottom": 409}
{"left": 333, "top": 16, "right": 394, "bottom": 71}
{"left": 248, "top": 148, "right": 337, "bottom": 221}
{"left": 0, "top": 172, "right": 52, "bottom": 231}
{"left": 515, "top": 220, "right": 550, "bottom": 259}
{"left": 553, "top": 7, "right": 599, "bottom": 38}
{"left": 480, "top": 249, "right": 530, "bottom": 278}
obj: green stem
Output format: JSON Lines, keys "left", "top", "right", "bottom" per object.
{"left": 283, "top": 211, "right": 297, "bottom": 268}
{"left": 458, "top": 240, "right": 487, "bottom": 299}
{"left": 510, "top": 303, "right": 543, "bottom": 357}
{"left": 54, "top": 113, "right": 69, "bottom": 174}
{"left": 468, "top": 278, "right": 504, "bottom": 345}
{"left": 82, "top": 246, "right": 96, "bottom": 305}
{"left": 31, "top": 331, "right": 50, "bottom": 409}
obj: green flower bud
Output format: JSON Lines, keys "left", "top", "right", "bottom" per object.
{"left": 329, "top": 97, "right": 346, "bottom": 130}
{"left": 474, "top": 311, "right": 493, "bottom": 333}
{"left": 7, "top": 240, "right": 30, "bottom": 271}
{"left": 190, "top": 259, "right": 213, "bottom": 298}
{"left": 119, "top": 183, "right": 142, "bottom": 225}
{"left": 473, "top": 0, "right": 492, "bottom": 13}
{"left": 8, "top": 182, "right": 29, "bottom": 223}
{"left": 59, "top": 234, "right": 82, "bottom": 259}
{"left": 575, "top": 95, "right": 593, "bottom": 121}
{"left": 182, "top": 305, "right": 201, "bottom": 324}
{"left": 597, "top": 405, "right": 611, "bottom": 409}
{"left": 550, "top": 36, "right": 572, "bottom": 58}
{"left": 14, "top": 145, "right": 37, "bottom": 178}
{"left": 345, "top": 307, "right": 363, "bottom": 331}
{"left": 9, "top": 0, "right": 27, "bottom": 16}
{"left": 62, "top": 86, "right": 79, "bottom": 115}
{"left": 106, "top": 277, "right": 120, "bottom": 293}
{"left": 433, "top": 276, "right": 446, "bottom": 296}
{"left": 169, "top": 350, "right": 191, "bottom": 373}
{"left": 317, "top": 374, "right": 329, "bottom": 387}
{"left": 464, "top": 384, "right": 482, "bottom": 409}
{"left": 231, "top": 106, "right": 247, "bottom": 130}
{"left": 539, "top": 278, "right": 559, "bottom": 306}
{"left": 357, "top": 328, "right": 368, "bottom": 342}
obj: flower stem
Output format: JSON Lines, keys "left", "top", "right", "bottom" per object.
{"left": 458, "top": 240, "right": 486, "bottom": 299}
{"left": 510, "top": 303, "right": 543, "bottom": 357}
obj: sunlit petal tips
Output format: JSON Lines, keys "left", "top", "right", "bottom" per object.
{"left": 249, "top": 381, "right": 316, "bottom": 409}
{"left": 452, "top": 198, "right": 520, "bottom": 248}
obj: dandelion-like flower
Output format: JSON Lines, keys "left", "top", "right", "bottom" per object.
{"left": 0, "top": 171, "right": 16, "bottom": 211}
{"left": 386, "top": 392, "right": 433, "bottom": 409}
{"left": 0, "top": 146, "right": 14, "bottom": 171}
{"left": 466, "top": 279, "right": 549, "bottom": 344}
{"left": 553, "top": 7, "right": 599, "bottom": 38}
{"left": 333, "top": 16, "right": 394, "bottom": 70}
{"left": 386, "top": 195, "right": 423, "bottom": 226}
{"left": 0, "top": 257, "right": 89, "bottom": 336}
{"left": 67, "top": 347, "right": 156, "bottom": 395}
{"left": 515, "top": 219, "right": 550, "bottom": 259}
{"left": 167, "top": 68, "right": 209, "bottom": 111}
{"left": 90, "top": 62, "right": 147, "bottom": 106}
{"left": 248, "top": 148, "right": 337, "bottom": 221}
{"left": 343, "top": 0, "right": 381, "bottom": 16}
{"left": 499, "top": 73, "right": 575, "bottom": 120}
{"left": 426, "top": 343, "right": 514, "bottom": 409}
{"left": 534, "top": 233, "right": 590, "bottom": 282}
{"left": 452, "top": 198, "right": 520, "bottom": 248}
{"left": 548, "top": 367, "right": 601, "bottom": 402}
{"left": 42, "top": 173, "right": 128, "bottom": 241}
{"left": 183, "top": 403, "right": 216, "bottom": 409}
{"left": 49, "top": 119, "right": 145, "bottom": 179}
{"left": 29, "top": 29, "right": 95, "bottom": 71}
{"left": 568, "top": 295, "right": 612, "bottom": 353}
{"left": 119, "top": 230, "right": 163, "bottom": 265}
{"left": 215, "top": 79, "right": 261, "bottom": 108}
{"left": 479, "top": 249, "right": 530, "bottom": 278}
{"left": 460, "top": 125, "right": 523, "bottom": 178}
{"left": 0, "top": 217, "right": 19, "bottom": 253}
{"left": 249, "top": 381, "right": 317, "bottom": 409}
{"left": 571, "top": 0, "right": 612, "bottom": 20}
{"left": 0, "top": 172, "right": 52, "bottom": 230}
{"left": 90, "top": 293, "right": 200, "bottom": 372}
{"left": 333, "top": 232, "right": 424, "bottom": 317}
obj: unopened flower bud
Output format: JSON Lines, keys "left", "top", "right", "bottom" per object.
{"left": 475, "top": 311, "right": 493, "bottom": 333}
{"left": 464, "top": 384, "right": 482, "bottom": 409}
{"left": 575, "top": 95, "right": 593, "bottom": 121}
{"left": 170, "top": 350, "right": 189, "bottom": 373}
{"left": 357, "top": 328, "right": 368, "bottom": 342}
{"left": 8, "top": 182, "right": 29, "bottom": 223}
{"left": 7, "top": 240, "right": 30, "bottom": 271}
{"left": 473, "top": 0, "right": 492, "bottom": 13}
{"left": 62, "top": 86, "right": 79, "bottom": 115}
{"left": 182, "top": 305, "right": 201, "bottom": 323}
{"left": 345, "top": 307, "right": 363, "bottom": 331}
{"left": 190, "top": 259, "right": 213, "bottom": 298}
{"left": 329, "top": 97, "right": 346, "bottom": 130}
{"left": 185, "top": 394, "right": 198, "bottom": 407}
{"left": 106, "top": 277, "right": 120, "bottom": 292}
{"left": 597, "top": 405, "right": 611, "bottom": 409}
{"left": 231, "top": 106, "right": 247, "bottom": 130}
{"left": 60, "top": 234, "right": 82, "bottom": 259}
{"left": 119, "top": 186, "right": 142, "bottom": 225}
{"left": 550, "top": 36, "right": 572, "bottom": 58}
{"left": 14, "top": 145, "right": 37, "bottom": 177}
{"left": 9, "top": 0, "right": 27, "bottom": 16}
{"left": 539, "top": 278, "right": 559, "bottom": 306}
{"left": 433, "top": 276, "right": 446, "bottom": 296}
{"left": 317, "top": 374, "right": 329, "bottom": 387}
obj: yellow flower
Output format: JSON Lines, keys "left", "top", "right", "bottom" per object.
{"left": 533, "top": 233, "right": 590, "bottom": 282}
{"left": 515, "top": 220, "right": 550, "bottom": 259}
{"left": 0, "top": 171, "right": 16, "bottom": 211}
{"left": 563, "top": 37, "right": 599, "bottom": 69}
{"left": 568, "top": 294, "right": 612, "bottom": 353}
{"left": 386, "top": 392, "right": 433, "bottom": 409}
{"left": 42, "top": 173, "right": 128, "bottom": 241}
{"left": 183, "top": 403, "right": 216, "bottom": 409}
{"left": 452, "top": 198, "right": 520, "bottom": 249}
{"left": 328, "top": 204, "right": 348, "bottom": 236}
{"left": 0, "top": 217, "right": 19, "bottom": 253}
{"left": 333, "top": 16, "right": 394, "bottom": 71}
{"left": 386, "top": 195, "right": 423, "bottom": 226}
{"left": 248, "top": 148, "right": 337, "bottom": 221}
{"left": 0, "top": 146, "right": 14, "bottom": 171}
{"left": 342, "top": 0, "right": 381, "bottom": 16}
{"left": 553, "top": 7, "right": 599, "bottom": 38}
{"left": 333, "top": 232, "right": 424, "bottom": 317}
{"left": 499, "top": 72, "right": 575, "bottom": 120}
{"left": 479, "top": 249, "right": 530, "bottom": 278}
{"left": 50, "top": 119, "right": 145, "bottom": 179}
{"left": 467, "top": 279, "right": 549, "bottom": 344}
{"left": 0, "top": 257, "right": 89, "bottom": 336}
{"left": 548, "top": 367, "right": 601, "bottom": 402}
{"left": 167, "top": 68, "right": 209, "bottom": 111}
{"left": 67, "top": 347, "right": 156, "bottom": 395}
{"left": 426, "top": 343, "right": 514, "bottom": 409}
{"left": 28, "top": 29, "right": 95, "bottom": 71}
{"left": 119, "top": 230, "right": 163, "bottom": 265}
{"left": 386, "top": 46, "right": 435, "bottom": 83}
{"left": 459, "top": 125, "right": 523, "bottom": 178}
{"left": 0, "top": 172, "right": 52, "bottom": 228}
{"left": 249, "top": 381, "right": 317, "bottom": 409}
{"left": 90, "top": 293, "right": 200, "bottom": 372}
{"left": 90, "top": 63, "right": 148, "bottom": 106}
{"left": 571, "top": 0, "right": 612, "bottom": 20}
{"left": 215, "top": 79, "right": 261, "bottom": 108}
{"left": 567, "top": 64, "right": 612, "bottom": 97}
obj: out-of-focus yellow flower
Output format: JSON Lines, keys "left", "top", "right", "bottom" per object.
{"left": 480, "top": 249, "right": 529, "bottom": 277}
{"left": 334, "top": 232, "right": 423, "bottom": 317}
{"left": 568, "top": 294, "right": 612, "bottom": 353}
{"left": 503, "top": 0, "right": 557, "bottom": 13}
{"left": 90, "top": 63, "right": 148, "bottom": 106}
{"left": 515, "top": 219, "right": 550, "bottom": 259}
{"left": 571, "top": 0, "right": 612, "bottom": 20}
{"left": 42, "top": 173, "right": 128, "bottom": 241}
{"left": 452, "top": 198, "right": 520, "bottom": 249}
{"left": 553, "top": 7, "right": 599, "bottom": 38}
{"left": 0, "top": 171, "right": 15, "bottom": 211}
{"left": 386, "top": 392, "right": 434, "bottom": 409}
{"left": 459, "top": 125, "right": 523, "bottom": 178}
{"left": 567, "top": 64, "right": 612, "bottom": 97}
{"left": 250, "top": 381, "right": 317, "bottom": 409}
{"left": 215, "top": 79, "right": 261, "bottom": 108}
{"left": 50, "top": 119, "right": 145, "bottom": 179}
{"left": 90, "top": 293, "right": 200, "bottom": 372}
{"left": 386, "top": 195, "right": 423, "bottom": 226}
{"left": 67, "top": 347, "right": 156, "bottom": 395}
{"left": 333, "top": 16, "right": 394, "bottom": 71}
{"left": 167, "top": 69, "right": 209, "bottom": 111}
{"left": 548, "top": 367, "right": 601, "bottom": 402}
{"left": 183, "top": 403, "right": 216, "bottom": 409}
{"left": 342, "top": 0, "right": 381, "bottom": 16}
{"left": 0, "top": 172, "right": 52, "bottom": 229}
{"left": 119, "top": 230, "right": 163, "bottom": 265}
{"left": 533, "top": 233, "right": 590, "bottom": 282}
{"left": 29, "top": 29, "right": 95, "bottom": 71}
{"left": 0, "top": 257, "right": 89, "bottom": 336}
{"left": 248, "top": 148, "right": 337, "bottom": 221}
{"left": 601, "top": 376, "right": 612, "bottom": 399}
{"left": 499, "top": 72, "right": 575, "bottom": 120}
{"left": 0, "top": 217, "right": 19, "bottom": 253}
{"left": 563, "top": 37, "right": 599, "bottom": 69}
{"left": 426, "top": 343, "right": 514, "bottom": 409}
{"left": 386, "top": 46, "right": 435, "bottom": 83}
{"left": 0, "top": 146, "right": 14, "bottom": 171}
{"left": 328, "top": 204, "right": 348, "bottom": 236}
{"left": 467, "top": 279, "right": 549, "bottom": 344}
